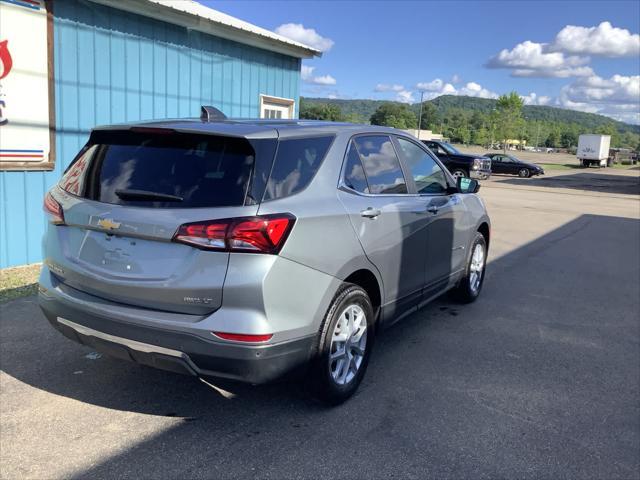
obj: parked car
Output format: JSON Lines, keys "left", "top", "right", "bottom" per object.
{"left": 484, "top": 153, "right": 545, "bottom": 177}
{"left": 39, "top": 112, "right": 491, "bottom": 404}
{"left": 421, "top": 140, "right": 492, "bottom": 180}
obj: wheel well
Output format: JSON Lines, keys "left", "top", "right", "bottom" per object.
{"left": 478, "top": 222, "right": 490, "bottom": 247}
{"left": 344, "top": 269, "right": 381, "bottom": 316}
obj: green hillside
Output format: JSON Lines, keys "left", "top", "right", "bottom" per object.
{"left": 301, "top": 95, "right": 640, "bottom": 135}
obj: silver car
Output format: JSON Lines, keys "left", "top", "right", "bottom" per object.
{"left": 39, "top": 115, "right": 490, "bottom": 404}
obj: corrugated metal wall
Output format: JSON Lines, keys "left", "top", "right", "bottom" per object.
{"left": 0, "top": 0, "right": 301, "bottom": 268}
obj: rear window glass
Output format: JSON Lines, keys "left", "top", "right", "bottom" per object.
{"left": 82, "top": 131, "right": 257, "bottom": 208}
{"left": 343, "top": 143, "right": 369, "bottom": 194}
{"left": 353, "top": 136, "right": 407, "bottom": 194}
{"left": 263, "top": 136, "right": 334, "bottom": 201}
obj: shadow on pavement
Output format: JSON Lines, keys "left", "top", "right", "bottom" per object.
{"left": 1, "top": 214, "right": 639, "bottom": 479}
{"left": 497, "top": 172, "right": 640, "bottom": 195}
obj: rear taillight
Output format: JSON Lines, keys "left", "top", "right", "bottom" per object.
{"left": 173, "top": 214, "right": 295, "bottom": 254}
{"left": 43, "top": 192, "right": 65, "bottom": 225}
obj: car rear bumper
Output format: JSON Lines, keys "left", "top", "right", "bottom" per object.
{"left": 38, "top": 276, "right": 316, "bottom": 384}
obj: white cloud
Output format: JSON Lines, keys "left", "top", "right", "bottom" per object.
{"left": 415, "top": 78, "right": 497, "bottom": 100}
{"left": 374, "top": 84, "right": 405, "bottom": 92}
{"left": 458, "top": 82, "right": 499, "bottom": 99}
{"left": 301, "top": 65, "right": 336, "bottom": 85}
{"left": 551, "top": 22, "right": 640, "bottom": 57}
{"left": 521, "top": 92, "right": 552, "bottom": 106}
{"left": 451, "top": 74, "right": 461, "bottom": 84}
{"left": 487, "top": 40, "right": 592, "bottom": 78}
{"left": 312, "top": 75, "right": 337, "bottom": 85}
{"left": 558, "top": 74, "right": 640, "bottom": 123}
{"left": 301, "top": 65, "right": 314, "bottom": 80}
{"left": 395, "top": 90, "right": 415, "bottom": 103}
{"left": 275, "top": 23, "right": 334, "bottom": 52}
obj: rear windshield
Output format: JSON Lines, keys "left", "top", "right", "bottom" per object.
{"left": 61, "top": 130, "right": 333, "bottom": 207}
{"left": 78, "top": 130, "right": 258, "bottom": 208}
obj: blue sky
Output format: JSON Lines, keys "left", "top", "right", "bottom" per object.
{"left": 202, "top": 1, "right": 640, "bottom": 123}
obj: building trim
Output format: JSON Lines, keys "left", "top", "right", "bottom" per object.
{"left": 87, "top": 0, "right": 321, "bottom": 59}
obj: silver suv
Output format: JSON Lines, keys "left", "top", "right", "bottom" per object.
{"left": 39, "top": 115, "right": 490, "bottom": 404}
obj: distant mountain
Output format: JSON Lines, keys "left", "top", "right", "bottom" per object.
{"left": 301, "top": 95, "right": 640, "bottom": 135}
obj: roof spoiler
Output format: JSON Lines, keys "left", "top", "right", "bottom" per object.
{"left": 201, "top": 105, "right": 227, "bottom": 122}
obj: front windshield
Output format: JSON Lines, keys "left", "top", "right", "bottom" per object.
{"left": 441, "top": 142, "right": 460, "bottom": 155}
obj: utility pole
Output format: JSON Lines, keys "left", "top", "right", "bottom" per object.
{"left": 416, "top": 91, "right": 425, "bottom": 140}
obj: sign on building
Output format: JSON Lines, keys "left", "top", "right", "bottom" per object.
{"left": 0, "top": 0, "right": 54, "bottom": 170}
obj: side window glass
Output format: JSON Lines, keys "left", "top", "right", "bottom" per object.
{"left": 396, "top": 138, "right": 448, "bottom": 194}
{"left": 343, "top": 143, "right": 369, "bottom": 194}
{"left": 263, "top": 136, "right": 333, "bottom": 200}
{"left": 59, "top": 145, "right": 97, "bottom": 196}
{"left": 353, "top": 136, "right": 407, "bottom": 194}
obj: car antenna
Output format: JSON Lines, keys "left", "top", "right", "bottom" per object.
{"left": 200, "top": 105, "right": 227, "bottom": 122}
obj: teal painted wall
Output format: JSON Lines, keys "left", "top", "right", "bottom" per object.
{"left": 0, "top": 0, "right": 301, "bottom": 268}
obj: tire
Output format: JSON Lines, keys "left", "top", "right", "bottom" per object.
{"left": 450, "top": 232, "right": 487, "bottom": 303}
{"left": 311, "top": 284, "right": 375, "bottom": 405}
{"left": 451, "top": 169, "right": 468, "bottom": 180}
{"left": 518, "top": 168, "right": 530, "bottom": 178}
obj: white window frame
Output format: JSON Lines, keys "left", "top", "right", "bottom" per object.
{"left": 259, "top": 94, "right": 295, "bottom": 119}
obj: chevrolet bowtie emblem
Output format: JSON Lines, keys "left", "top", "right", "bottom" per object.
{"left": 97, "top": 218, "right": 121, "bottom": 231}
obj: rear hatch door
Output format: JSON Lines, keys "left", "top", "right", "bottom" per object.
{"left": 50, "top": 128, "right": 275, "bottom": 315}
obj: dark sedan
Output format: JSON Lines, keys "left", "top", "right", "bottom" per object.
{"left": 484, "top": 153, "right": 544, "bottom": 177}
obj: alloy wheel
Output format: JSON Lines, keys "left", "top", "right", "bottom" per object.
{"left": 469, "top": 243, "right": 485, "bottom": 294}
{"left": 329, "top": 304, "right": 367, "bottom": 386}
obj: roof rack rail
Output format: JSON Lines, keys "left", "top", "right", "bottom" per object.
{"left": 200, "top": 105, "right": 227, "bottom": 121}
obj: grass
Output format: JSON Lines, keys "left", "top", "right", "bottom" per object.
{"left": 0, "top": 264, "right": 41, "bottom": 303}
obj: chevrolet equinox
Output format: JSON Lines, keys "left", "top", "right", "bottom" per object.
{"left": 39, "top": 111, "right": 490, "bottom": 404}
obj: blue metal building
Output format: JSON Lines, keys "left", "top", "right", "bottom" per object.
{"left": 0, "top": 0, "right": 318, "bottom": 268}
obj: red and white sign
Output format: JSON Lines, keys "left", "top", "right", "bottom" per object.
{"left": 0, "top": 0, "right": 50, "bottom": 165}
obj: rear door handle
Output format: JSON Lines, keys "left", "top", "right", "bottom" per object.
{"left": 427, "top": 205, "right": 439, "bottom": 214}
{"left": 360, "top": 207, "right": 381, "bottom": 218}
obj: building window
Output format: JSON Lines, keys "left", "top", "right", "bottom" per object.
{"left": 259, "top": 94, "right": 294, "bottom": 120}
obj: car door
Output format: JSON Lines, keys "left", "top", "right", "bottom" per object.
{"left": 490, "top": 155, "right": 506, "bottom": 173}
{"left": 394, "top": 137, "right": 468, "bottom": 298}
{"left": 337, "top": 135, "right": 430, "bottom": 317}
{"left": 502, "top": 155, "right": 519, "bottom": 174}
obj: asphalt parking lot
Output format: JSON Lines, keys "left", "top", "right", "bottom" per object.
{"left": 1, "top": 168, "right": 639, "bottom": 479}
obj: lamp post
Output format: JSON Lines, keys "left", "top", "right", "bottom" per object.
{"left": 416, "top": 90, "right": 425, "bottom": 140}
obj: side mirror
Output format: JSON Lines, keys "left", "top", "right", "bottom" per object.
{"left": 457, "top": 176, "right": 480, "bottom": 194}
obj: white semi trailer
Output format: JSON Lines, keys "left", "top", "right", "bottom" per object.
{"left": 577, "top": 134, "right": 611, "bottom": 168}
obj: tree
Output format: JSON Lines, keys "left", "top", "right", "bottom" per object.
{"left": 418, "top": 102, "right": 439, "bottom": 130}
{"left": 560, "top": 131, "right": 578, "bottom": 149}
{"left": 545, "top": 131, "right": 559, "bottom": 148}
{"left": 472, "top": 126, "right": 489, "bottom": 147}
{"left": 494, "top": 92, "right": 524, "bottom": 152}
{"left": 370, "top": 103, "right": 417, "bottom": 129}
{"left": 299, "top": 102, "right": 345, "bottom": 121}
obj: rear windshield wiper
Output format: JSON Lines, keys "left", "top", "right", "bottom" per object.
{"left": 115, "top": 189, "right": 184, "bottom": 202}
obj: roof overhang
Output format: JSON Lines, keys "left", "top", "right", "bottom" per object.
{"left": 85, "top": 0, "right": 321, "bottom": 59}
